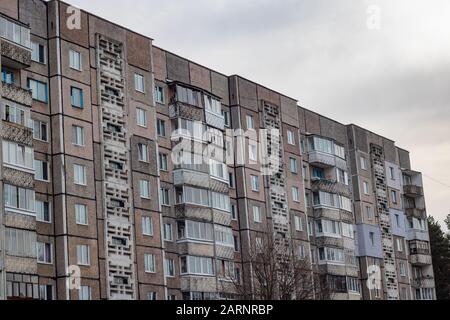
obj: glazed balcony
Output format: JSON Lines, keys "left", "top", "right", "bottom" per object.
{"left": 1, "top": 82, "right": 33, "bottom": 106}
{"left": 0, "top": 15, "right": 31, "bottom": 67}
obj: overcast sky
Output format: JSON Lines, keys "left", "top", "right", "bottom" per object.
{"left": 68, "top": 0, "right": 450, "bottom": 226}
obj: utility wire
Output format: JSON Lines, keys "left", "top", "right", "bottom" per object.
{"left": 422, "top": 173, "right": 450, "bottom": 189}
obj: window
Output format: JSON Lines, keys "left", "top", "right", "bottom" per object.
{"left": 336, "top": 168, "right": 349, "bottom": 185}
{"left": 2, "top": 141, "right": 34, "bottom": 170}
{"left": 395, "top": 214, "right": 400, "bottom": 227}
{"left": 159, "top": 153, "right": 168, "bottom": 171}
{"left": 147, "top": 292, "right": 157, "bottom": 300}
{"left": 318, "top": 247, "right": 345, "bottom": 263}
{"left": 399, "top": 261, "right": 407, "bottom": 277}
{"left": 28, "top": 79, "right": 48, "bottom": 103}
{"left": 71, "top": 125, "right": 85, "bottom": 146}
{"left": 342, "top": 223, "right": 354, "bottom": 239}
{"left": 347, "top": 277, "right": 361, "bottom": 293}
{"left": 290, "top": 157, "right": 298, "bottom": 174}
{"left": 292, "top": 187, "right": 300, "bottom": 202}
{"left": 315, "top": 219, "right": 341, "bottom": 237}
{"left": 366, "top": 206, "right": 374, "bottom": 220}
{"left": 397, "top": 238, "right": 404, "bottom": 252}
{"left": 249, "top": 144, "right": 257, "bottom": 162}
{"left": 165, "top": 258, "right": 175, "bottom": 277}
{"left": 222, "top": 110, "right": 230, "bottom": 127}
{"left": 31, "top": 42, "right": 46, "bottom": 64}
{"left": 334, "top": 144, "right": 346, "bottom": 159}
{"left": 391, "top": 190, "right": 398, "bottom": 204}
{"left": 302, "top": 166, "right": 308, "bottom": 180}
{"left": 3, "top": 102, "right": 32, "bottom": 127}
{"left": 138, "top": 143, "right": 148, "bottom": 162}
{"left": 294, "top": 216, "right": 303, "bottom": 232}
{"left": 312, "top": 167, "right": 325, "bottom": 180}
{"left": 363, "top": 181, "right": 370, "bottom": 195}
{"left": 360, "top": 156, "right": 367, "bottom": 170}
{"left": 253, "top": 206, "right": 262, "bottom": 223}
{"left": 74, "top": 164, "right": 86, "bottom": 185}
{"left": 229, "top": 172, "right": 235, "bottom": 188}
{"left": 311, "top": 136, "right": 333, "bottom": 154}
{"left": 180, "top": 256, "right": 214, "bottom": 275}
{"left": 36, "top": 201, "right": 51, "bottom": 223}
{"left": 369, "top": 232, "right": 375, "bottom": 246}
{"left": 2, "top": 67, "right": 15, "bottom": 84}
{"left": 140, "top": 180, "right": 150, "bottom": 199}
{"left": 157, "top": 119, "right": 166, "bottom": 137}
{"left": 214, "top": 225, "right": 234, "bottom": 247}
{"left": 75, "top": 204, "right": 88, "bottom": 225}
{"left": 144, "top": 254, "right": 156, "bottom": 273}
{"left": 246, "top": 115, "right": 254, "bottom": 130}
{"left": 297, "top": 245, "right": 306, "bottom": 260}
{"left": 178, "top": 220, "right": 213, "bottom": 242}
{"left": 211, "top": 192, "right": 231, "bottom": 212}
{"left": 163, "top": 223, "right": 173, "bottom": 241}
{"left": 231, "top": 204, "right": 238, "bottom": 220}
{"left": 76, "top": 245, "right": 90, "bottom": 265}
{"left": 37, "top": 242, "right": 52, "bottom": 264}
{"left": 160, "top": 188, "right": 170, "bottom": 206}
{"left": 39, "top": 285, "right": 53, "bottom": 301}
{"left": 142, "top": 216, "right": 153, "bottom": 236}
{"left": 79, "top": 286, "right": 91, "bottom": 300}
{"left": 154, "top": 85, "right": 164, "bottom": 104}
{"left": 308, "top": 219, "right": 314, "bottom": 236}
{"left": 70, "top": 87, "right": 84, "bottom": 108}
{"left": 134, "top": 73, "right": 145, "bottom": 92}
{"left": 69, "top": 50, "right": 82, "bottom": 70}
{"left": 204, "top": 96, "right": 222, "bottom": 115}
{"left": 255, "top": 237, "right": 263, "bottom": 252}
{"left": 31, "top": 120, "right": 48, "bottom": 142}
{"left": 178, "top": 186, "right": 209, "bottom": 206}
{"left": 136, "top": 108, "right": 147, "bottom": 127}
{"left": 234, "top": 236, "right": 240, "bottom": 252}
{"left": 176, "top": 85, "right": 199, "bottom": 106}
{"left": 4, "top": 184, "right": 35, "bottom": 212}
{"left": 250, "top": 175, "right": 260, "bottom": 192}
{"left": 34, "top": 159, "right": 49, "bottom": 181}
{"left": 389, "top": 167, "right": 395, "bottom": 180}
{"left": 287, "top": 130, "right": 295, "bottom": 145}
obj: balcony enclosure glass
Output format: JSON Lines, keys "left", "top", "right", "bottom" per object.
{"left": 0, "top": 15, "right": 31, "bottom": 48}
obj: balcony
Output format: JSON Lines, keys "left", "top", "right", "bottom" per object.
{"left": 1, "top": 82, "right": 33, "bottom": 106}
{"left": 180, "top": 275, "right": 217, "bottom": 293}
{"left": 169, "top": 102, "right": 203, "bottom": 122}
{"left": 413, "top": 276, "right": 435, "bottom": 288}
{"left": 405, "top": 207, "right": 427, "bottom": 219}
{"left": 175, "top": 203, "right": 213, "bottom": 222}
{"left": 311, "top": 178, "right": 350, "bottom": 197}
{"left": 0, "top": 15, "right": 31, "bottom": 67}
{"left": 177, "top": 241, "right": 215, "bottom": 257}
{"left": 407, "top": 229, "right": 430, "bottom": 242}
{"left": 173, "top": 169, "right": 210, "bottom": 188}
{"left": 205, "top": 109, "right": 225, "bottom": 130}
{"left": 308, "top": 151, "right": 336, "bottom": 168}
{"left": 410, "top": 253, "right": 432, "bottom": 266}
{"left": 404, "top": 185, "right": 424, "bottom": 198}
{"left": 314, "top": 235, "right": 344, "bottom": 248}
{"left": 313, "top": 206, "right": 341, "bottom": 221}
{"left": 215, "top": 244, "right": 235, "bottom": 260}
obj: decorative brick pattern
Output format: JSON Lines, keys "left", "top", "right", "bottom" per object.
{"left": 0, "top": 40, "right": 31, "bottom": 67}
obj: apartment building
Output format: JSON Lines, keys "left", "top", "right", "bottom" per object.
{"left": 0, "top": 0, "right": 435, "bottom": 301}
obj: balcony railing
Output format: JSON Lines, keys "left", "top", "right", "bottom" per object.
{"left": 404, "top": 185, "right": 424, "bottom": 197}
{"left": 410, "top": 253, "right": 432, "bottom": 266}
{"left": 1, "top": 82, "right": 33, "bottom": 106}
{"left": 169, "top": 102, "right": 203, "bottom": 122}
